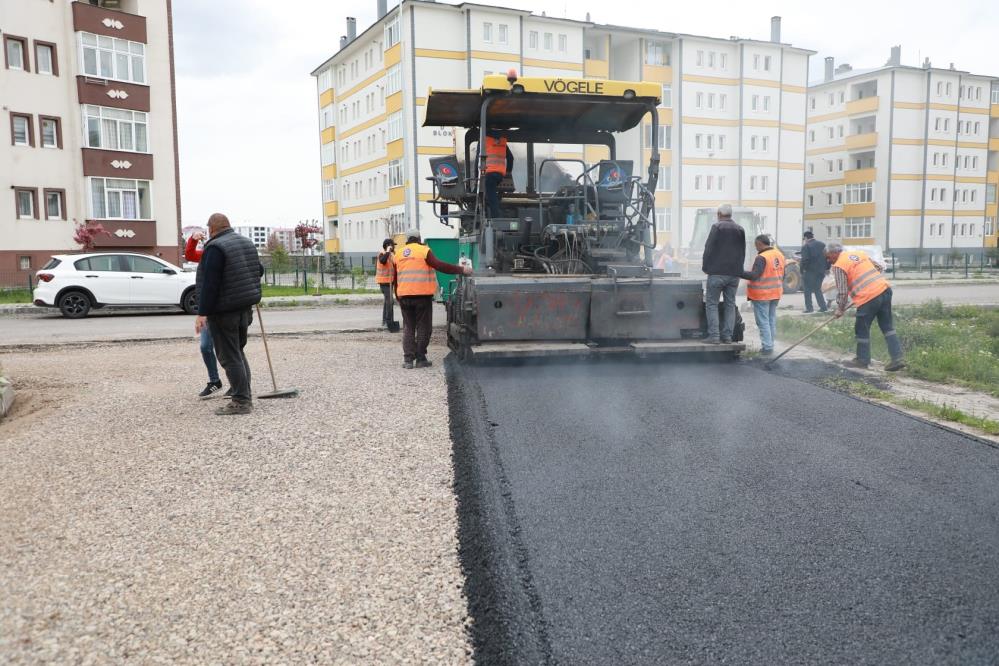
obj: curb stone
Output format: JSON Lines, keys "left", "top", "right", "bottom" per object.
{"left": 0, "top": 375, "right": 14, "bottom": 418}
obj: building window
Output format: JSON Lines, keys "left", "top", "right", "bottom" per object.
{"left": 558, "top": 34, "right": 567, "bottom": 52}
{"left": 483, "top": 22, "right": 492, "bottom": 42}
{"left": 845, "top": 182, "right": 873, "bottom": 204}
{"left": 34, "top": 41, "right": 57, "bottom": 75}
{"left": 657, "top": 166, "right": 670, "bottom": 191}
{"left": 808, "top": 130, "right": 815, "bottom": 143}
{"left": 388, "top": 159, "right": 403, "bottom": 188}
{"left": 4, "top": 35, "right": 28, "bottom": 71}
{"left": 753, "top": 54, "right": 760, "bottom": 70}
{"left": 323, "top": 178, "right": 336, "bottom": 202}
{"left": 645, "top": 41, "right": 669, "bottom": 66}
{"left": 322, "top": 142, "right": 335, "bottom": 166}
{"left": 810, "top": 96, "right": 815, "bottom": 110}
{"left": 845, "top": 217, "right": 872, "bottom": 238}
{"left": 751, "top": 95, "right": 759, "bottom": 111}
{"left": 719, "top": 53, "right": 727, "bottom": 69}
{"left": 706, "top": 135, "right": 714, "bottom": 150}
{"left": 386, "top": 64, "right": 402, "bottom": 96}
{"left": 642, "top": 124, "right": 670, "bottom": 149}
{"left": 718, "top": 135, "right": 726, "bottom": 151}
{"left": 39, "top": 116, "right": 61, "bottom": 148}
{"left": 44, "top": 189, "right": 65, "bottom": 220}
{"left": 544, "top": 33, "right": 553, "bottom": 51}
{"left": 529, "top": 31, "right": 538, "bottom": 49}
{"left": 764, "top": 55, "right": 772, "bottom": 71}
{"left": 707, "top": 93, "right": 715, "bottom": 109}
{"left": 763, "top": 96, "right": 771, "bottom": 112}
{"left": 808, "top": 162, "right": 814, "bottom": 175}
{"left": 750, "top": 135, "right": 758, "bottom": 151}
{"left": 694, "top": 175, "right": 701, "bottom": 190}
{"left": 761, "top": 175, "right": 768, "bottom": 190}
{"left": 385, "top": 18, "right": 400, "bottom": 48}
{"left": 84, "top": 106, "right": 148, "bottom": 153}
{"left": 696, "top": 50, "right": 704, "bottom": 66}
{"left": 695, "top": 92, "right": 703, "bottom": 109}
{"left": 498, "top": 24, "right": 508, "bottom": 45}
{"left": 659, "top": 84, "right": 672, "bottom": 108}
{"left": 19, "top": 256, "right": 32, "bottom": 270}
{"left": 11, "top": 113, "right": 34, "bottom": 146}
{"left": 317, "top": 67, "right": 332, "bottom": 92}
{"left": 320, "top": 103, "right": 334, "bottom": 129}
{"left": 15, "top": 188, "right": 38, "bottom": 219}
{"left": 719, "top": 94, "right": 727, "bottom": 110}
{"left": 89, "top": 178, "right": 152, "bottom": 220}
{"left": 807, "top": 194, "right": 814, "bottom": 207}
{"left": 80, "top": 33, "right": 145, "bottom": 84}
{"left": 387, "top": 111, "right": 403, "bottom": 142}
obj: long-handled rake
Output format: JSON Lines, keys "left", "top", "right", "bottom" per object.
{"left": 764, "top": 302, "right": 853, "bottom": 370}
{"left": 255, "top": 304, "right": 300, "bottom": 399}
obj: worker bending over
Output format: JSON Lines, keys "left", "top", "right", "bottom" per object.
{"left": 742, "top": 234, "right": 784, "bottom": 356}
{"left": 394, "top": 229, "right": 472, "bottom": 369}
{"left": 825, "top": 242, "right": 906, "bottom": 371}
{"left": 483, "top": 129, "right": 514, "bottom": 218}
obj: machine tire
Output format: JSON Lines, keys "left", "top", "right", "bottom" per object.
{"left": 181, "top": 288, "right": 198, "bottom": 315}
{"left": 59, "top": 291, "right": 92, "bottom": 319}
{"left": 783, "top": 265, "right": 802, "bottom": 292}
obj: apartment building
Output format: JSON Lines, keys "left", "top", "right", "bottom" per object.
{"left": 234, "top": 225, "right": 269, "bottom": 250}
{"left": 311, "top": 1, "right": 813, "bottom": 253}
{"left": 0, "top": 0, "right": 182, "bottom": 279}
{"left": 805, "top": 50, "right": 999, "bottom": 258}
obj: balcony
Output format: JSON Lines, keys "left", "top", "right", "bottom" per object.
{"left": 844, "top": 167, "right": 876, "bottom": 184}
{"left": 584, "top": 59, "right": 608, "bottom": 78}
{"left": 846, "top": 96, "right": 879, "bottom": 115}
{"left": 843, "top": 202, "right": 875, "bottom": 217}
{"left": 846, "top": 132, "right": 878, "bottom": 151}
{"left": 72, "top": 1, "right": 146, "bottom": 43}
{"left": 990, "top": 137, "right": 999, "bottom": 151}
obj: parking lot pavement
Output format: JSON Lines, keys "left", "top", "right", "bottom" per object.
{"left": 0, "top": 333, "right": 470, "bottom": 663}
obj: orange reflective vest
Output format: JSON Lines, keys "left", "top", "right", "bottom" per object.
{"left": 375, "top": 253, "right": 396, "bottom": 284}
{"left": 484, "top": 136, "right": 507, "bottom": 175}
{"left": 746, "top": 248, "right": 785, "bottom": 301}
{"left": 833, "top": 250, "right": 890, "bottom": 307}
{"left": 394, "top": 243, "right": 438, "bottom": 297}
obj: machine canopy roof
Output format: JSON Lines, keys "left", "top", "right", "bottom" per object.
{"left": 424, "top": 75, "right": 660, "bottom": 134}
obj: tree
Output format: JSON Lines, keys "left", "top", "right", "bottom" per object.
{"left": 73, "top": 222, "right": 110, "bottom": 251}
{"left": 266, "top": 232, "right": 282, "bottom": 254}
{"left": 295, "top": 222, "right": 323, "bottom": 251}
{"left": 270, "top": 243, "right": 291, "bottom": 273}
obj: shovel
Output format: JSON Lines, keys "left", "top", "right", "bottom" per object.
{"left": 764, "top": 302, "right": 853, "bottom": 370}
{"left": 255, "top": 304, "right": 300, "bottom": 398}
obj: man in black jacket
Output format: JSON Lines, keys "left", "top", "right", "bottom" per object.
{"left": 799, "top": 230, "right": 828, "bottom": 313}
{"left": 701, "top": 203, "right": 746, "bottom": 343}
{"left": 194, "top": 213, "right": 264, "bottom": 415}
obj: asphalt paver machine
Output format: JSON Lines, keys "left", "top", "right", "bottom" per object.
{"left": 424, "top": 72, "right": 744, "bottom": 361}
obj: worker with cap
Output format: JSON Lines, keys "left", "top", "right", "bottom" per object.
{"left": 394, "top": 229, "right": 472, "bottom": 368}
{"left": 376, "top": 238, "right": 398, "bottom": 330}
{"left": 825, "top": 242, "right": 906, "bottom": 371}
{"left": 741, "top": 234, "right": 784, "bottom": 356}
{"left": 482, "top": 128, "right": 514, "bottom": 218}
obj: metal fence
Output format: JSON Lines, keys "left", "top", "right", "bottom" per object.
{"left": 888, "top": 250, "right": 999, "bottom": 280}
{"left": 0, "top": 271, "right": 35, "bottom": 291}
{"left": 260, "top": 253, "right": 382, "bottom": 291}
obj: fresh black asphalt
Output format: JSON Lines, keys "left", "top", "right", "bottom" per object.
{"left": 447, "top": 358, "right": 999, "bottom": 665}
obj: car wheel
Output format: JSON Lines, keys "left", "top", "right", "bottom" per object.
{"left": 59, "top": 291, "right": 92, "bottom": 319}
{"left": 783, "top": 266, "right": 802, "bottom": 293}
{"left": 182, "top": 288, "right": 198, "bottom": 315}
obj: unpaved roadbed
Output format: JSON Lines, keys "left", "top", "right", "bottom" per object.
{"left": 0, "top": 334, "right": 470, "bottom": 663}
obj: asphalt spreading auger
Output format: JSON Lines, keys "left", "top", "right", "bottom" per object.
{"left": 424, "top": 70, "right": 745, "bottom": 362}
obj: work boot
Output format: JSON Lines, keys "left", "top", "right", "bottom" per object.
{"left": 843, "top": 358, "right": 870, "bottom": 369}
{"left": 759, "top": 348, "right": 774, "bottom": 356}
{"left": 415, "top": 358, "right": 433, "bottom": 368}
{"left": 402, "top": 360, "right": 414, "bottom": 369}
{"left": 704, "top": 337, "right": 722, "bottom": 345}
{"left": 215, "top": 400, "right": 253, "bottom": 416}
{"left": 885, "top": 358, "right": 907, "bottom": 372}
{"left": 198, "top": 380, "right": 223, "bottom": 399}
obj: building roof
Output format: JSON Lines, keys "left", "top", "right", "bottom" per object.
{"left": 809, "top": 63, "right": 998, "bottom": 88}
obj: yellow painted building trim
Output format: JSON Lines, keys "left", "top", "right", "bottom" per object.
{"left": 845, "top": 132, "right": 877, "bottom": 150}
{"left": 956, "top": 176, "right": 987, "bottom": 184}
{"left": 782, "top": 83, "right": 806, "bottom": 94}
{"left": 418, "top": 146, "right": 454, "bottom": 155}
{"left": 658, "top": 108, "right": 673, "bottom": 125}
{"left": 805, "top": 178, "right": 845, "bottom": 189}
{"left": 891, "top": 138, "right": 924, "bottom": 146}
{"left": 682, "top": 116, "right": 739, "bottom": 127}
{"left": 584, "top": 58, "right": 609, "bottom": 79}
{"left": 778, "top": 201, "right": 803, "bottom": 209}
{"left": 521, "top": 57, "right": 583, "bottom": 72}
{"left": 742, "top": 199, "right": 779, "bottom": 207}
{"left": 471, "top": 49, "right": 519, "bottom": 62}
{"left": 806, "top": 144, "right": 846, "bottom": 156}
{"left": 338, "top": 112, "right": 387, "bottom": 140}
{"left": 804, "top": 212, "right": 844, "bottom": 220}
{"left": 957, "top": 140, "right": 988, "bottom": 149}
{"left": 389, "top": 187, "right": 405, "bottom": 206}
{"left": 986, "top": 203, "right": 998, "bottom": 216}
{"left": 843, "top": 202, "right": 875, "bottom": 217}
{"left": 415, "top": 97, "right": 426, "bottom": 106}
{"left": 992, "top": 105, "right": 999, "bottom": 118}
{"left": 322, "top": 164, "right": 337, "bottom": 180}
{"left": 844, "top": 168, "right": 876, "bottom": 184}
{"left": 928, "top": 102, "right": 958, "bottom": 112}
{"left": 584, "top": 145, "right": 610, "bottom": 162}
{"left": 323, "top": 201, "right": 339, "bottom": 217}
{"left": 384, "top": 42, "right": 402, "bottom": 68}
{"left": 387, "top": 139, "right": 404, "bottom": 160}
{"left": 960, "top": 106, "right": 990, "bottom": 115}
{"left": 890, "top": 173, "right": 924, "bottom": 180}
{"left": 744, "top": 119, "right": 780, "bottom": 128}
{"left": 743, "top": 78, "right": 780, "bottom": 89}
{"left": 681, "top": 73, "right": 739, "bottom": 86}
{"left": 846, "top": 96, "right": 879, "bottom": 115}
{"left": 414, "top": 48, "right": 465, "bottom": 60}
{"left": 808, "top": 109, "right": 848, "bottom": 123}
{"left": 782, "top": 123, "right": 806, "bottom": 132}
{"left": 654, "top": 191, "right": 672, "bottom": 206}
{"left": 386, "top": 91, "right": 403, "bottom": 114}
{"left": 642, "top": 64, "right": 672, "bottom": 83}
{"left": 319, "top": 89, "right": 335, "bottom": 107}
{"left": 893, "top": 101, "right": 925, "bottom": 110}
{"left": 341, "top": 155, "right": 390, "bottom": 178}
{"left": 320, "top": 127, "right": 335, "bottom": 144}
{"left": 742, "top": 159, "right": 779, "bottom": 167}
{"left": 780, "top": 162, "right": 805, "bottom": 170}
{"left": 843, "top": 237, "right": 874, "bottom": 245}
{"left": 324, "top": 238, "right": 341, "bottom": 253}
{"left": 681, "top": 157, "right": 739, "bottom": 166}
{"left": 990, "top": 138, "right": 999, "bottom": 151}
{"left": 340, "top": 70, "right": 384, "bottom": 101}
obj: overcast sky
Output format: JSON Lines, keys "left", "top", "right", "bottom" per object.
{"left": 173, "top": 0, "right": 999, "bottom": 229}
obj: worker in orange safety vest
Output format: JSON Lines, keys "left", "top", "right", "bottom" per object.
{"left": 482, "top": 129, "right": 514, "bottom": 218}
{"left": 394, "top": 229, "right": 472, "bottom": 369}
{"left": 741, "top": 234, "right": 784, "bottom": 356}
{"left": 825, "top": 242, "right": 905, "bottom": 371}
{"left": 376, "top": 238, "right": 398, "bottom": 331}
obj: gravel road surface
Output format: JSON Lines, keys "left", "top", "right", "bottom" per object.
{"left": 0, "top": 333, "right": 469, "bottom": 663}
{"left": 448, "top": 358, "right": 999, "bottom": 664}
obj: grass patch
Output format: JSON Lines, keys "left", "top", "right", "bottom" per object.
{"left": 261, "top": 285, "right": 378, "bottom": 298}
{"left": 0, "top": 289, "right": 32, "bottom": 304}
{"left": 781, "top": 300, "right": 999, "bottom": 397}
{"left": 823, "top": 378, "right": 999, "bottom": 436}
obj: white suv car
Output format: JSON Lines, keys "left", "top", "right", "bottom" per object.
{"left": 33, "top": 253, "right": 198, "bottom": 318}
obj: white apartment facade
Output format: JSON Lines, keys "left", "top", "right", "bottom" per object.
{"left": 234, "top": 225, "right": 268, "bottom": 250}
{"left": 0, "top": 0, "right": 182, "bottom": 280}
{"left": 806, "top": 52, "right": 999, "bottom": 257}
{"left": 312, "top": 1, "right": 812, "bottom": 253}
